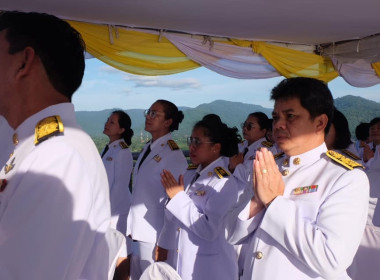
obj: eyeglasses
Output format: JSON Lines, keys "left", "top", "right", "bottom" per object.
{"left": 144, "top": 109, "right": 164, "bottom": 119}
{"left": 187, "top": 137, "right": 214, "bottom": 148}
{"left": 241, "top": 122, "right": 256, "bottom": 131}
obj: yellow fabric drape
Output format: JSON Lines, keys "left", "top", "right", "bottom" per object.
{"left": 69, "top": 21, "right": 339, "bottom": 82}
{"left": 229, "top": 39, "right": 338, "bottom": 82}
{"left": 250, "top": 42, "right": 338, "bottom": 83}
{"left": 69, "top": 21, "right": 200, "bottom": 76}
{"left": 372, "top": 62, "right": 380, "bottom": 77}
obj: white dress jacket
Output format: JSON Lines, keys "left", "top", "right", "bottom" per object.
{"left": 127, "top": 133, "right": 187, "bottom": 243}
{"left": 229, "top": 143, "right": 369, "bottom": 280}
{"left": 158, "top": 157, "right": 240, "bottom": 280}
{"left": 0, "top": 103, "right": 111, "bottom": 280}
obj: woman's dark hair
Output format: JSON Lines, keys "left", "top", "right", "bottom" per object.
{"left": 248, "top": 112, "right": 270, "bottom": 130}
{"left": 156, "top": 100, "right": 184, "bottom": 132}
{"left": 355, "top": 122, "right": 370, "bottom": 141}
{"left": 330, "top": 108, "right": 352, "bottom": 150}
{"left": 194, "top": 115, "right": 242, "bottom": 157}
{"left": 112, "top": 110, "right": 134, "bottom": 146}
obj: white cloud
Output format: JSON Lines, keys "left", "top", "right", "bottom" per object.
{"left": 123, "top": 74, "right": 201, "bottom": 90}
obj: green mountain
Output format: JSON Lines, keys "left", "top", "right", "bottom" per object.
{"left": 334, "top": 95, "right": 380, "bottom": 137}
{"left": 76, "top": 96, "right": 380, "bottom": 153}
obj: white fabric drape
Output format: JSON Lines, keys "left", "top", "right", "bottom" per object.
{"left": 332, "top": 58, "right": 380, "bottom": 87}
{"left": 164, "top": 33, "right": 280, "bottom": 79}
{"left": 323, "top": 35, "right": 380, "bottom": 87}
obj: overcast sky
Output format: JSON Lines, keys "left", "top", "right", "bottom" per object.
{"left": 72, "top": 58, "right": 380, "bottom": 112}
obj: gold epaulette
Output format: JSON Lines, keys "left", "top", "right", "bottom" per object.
{"left": 167, "top": 140, "right": 179, "bottom": 150}
{"left": 119, "top": 141, "right": 129, "bottom": 149}
{"left": 187, "top": 163, "right": 198, "bottom": 170}
{"left": 34, "top": 115, "right": 64, "bottom": 145}
{"left": 214, "top": 166, "right": 230, "bottom": 179}
{"left": 261, "top": 141, "right": 274, "bottom": 148}
{"left": 274, "top": 152, "right": 285, "bottom": 159}
{"left": 341, "top": 149, "right": 361, "bottom": 161}
{"left": 326, "top": 150, "right": 364, "bottom": 170}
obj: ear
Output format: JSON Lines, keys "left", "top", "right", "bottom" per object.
{"left": 164, "top": 118, "right": 173, "bottom": 130}
{"left": 118, "top": 127, "right": 126, "bottom": 135}
{"left": 315, "top": 114, "right": 328, "bottom": 134}
{"left": 213, "top": 143, "right": 222, "bottom": 154}
{"left": 15, "top": 47, "right": 35, "bottom": 79}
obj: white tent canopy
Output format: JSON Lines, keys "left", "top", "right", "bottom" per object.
{"left": 2, "top": 0, "right": 380, "bottom": 45}
{"left": 1, "top": 0, "right": 380, "bottom": 86}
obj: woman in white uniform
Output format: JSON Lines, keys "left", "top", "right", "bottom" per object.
{"left": 239, "top": 112, "right": 276, "bottom": 161}
{"left": 158, "top": 115, "right": 242, "bottom": 280}
{"left": 102, "top": 110, "right": 134, "bottom": 240}
{"left": 127, "top": 100, "right": 188, "bottom": 280}
{"left": 325, "top": 107, "right": 362, "bottom": 162}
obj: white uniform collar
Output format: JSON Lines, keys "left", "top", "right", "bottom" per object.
{"left": 247, "top": 137, "right": 267, "bottom": 151}
{"left": 279, "top": 143, "right": 327, "bottom": 171}
{"left": 149, "top": 132, "right": 172, "bottom": 150}
{"left": 196, "top": 156, "right": 224, "bottom": 175}
{"left": 109, "top": 138, "right": 124, "bottom": 147}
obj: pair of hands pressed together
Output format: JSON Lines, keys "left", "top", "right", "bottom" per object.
{"left": 160, "top": 169, "right": 184, "bottom": 199}
{"left": 250, "top": 148, "right": 285, "bottom": 218}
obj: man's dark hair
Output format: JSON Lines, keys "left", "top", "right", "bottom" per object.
{"left": 0, "top": 11, "right": 85, "bottom": 100}
{"left": 270, "top": 77, "right": 334, "bottom": 133}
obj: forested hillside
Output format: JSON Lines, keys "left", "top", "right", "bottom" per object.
{"left": 76, "top": 96, "right": 380, "bottom": 153}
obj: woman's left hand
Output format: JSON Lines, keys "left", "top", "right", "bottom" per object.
{"left": 161, "top": 169, "right": 184, "bottom": 199}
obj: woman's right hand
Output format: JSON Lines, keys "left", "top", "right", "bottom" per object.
{"left": 161, "top": 169, "right": 184, "bottom": 199}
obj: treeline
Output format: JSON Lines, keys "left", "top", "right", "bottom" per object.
{"left": 80, "top": 96, "right": 380, "bottom": 153}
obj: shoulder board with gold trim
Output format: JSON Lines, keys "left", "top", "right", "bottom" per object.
{"left": 274, "top": 152, "right": 285, "bottom": 159}
{"left": 214, "top": 166, "right": 230, "bottom": 179}
{"left": 341, "top": 149, "right": 361, "bottom": 161}
{"left": 326, "top": 150, "right": 364, "bottom": 170}
{"left": 261, "top": 141, "right": 274, "bottom": 148}
{"left": 34, "top": 115, "right": 64, "bottom": 145}
{"left": 167, "top": 140, "right": 179, "bottom": 150}
{"left": 187, "top": 163, "right": 198, "bottom": 170}
{"left": 119, "top": 141, "right": 129, "bottom": 149}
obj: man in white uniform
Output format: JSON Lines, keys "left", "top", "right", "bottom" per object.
{"left": 0, "top": 11, "right": 112, "bottom": 279}
{"left": 229, "top": 77, "right": 369, "bottom": 280}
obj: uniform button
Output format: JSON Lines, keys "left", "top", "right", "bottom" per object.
{"left": 9, "top": 152, "right": 13, "bottom": 158}
{"left": 255, "top": 251, "right": 263, "bottom": 259}
{"left": 282, "top": 159, "right": 289, "bottom": 167}
{"left": 13, "top": 133, "right": 19, "bottom": 145}
{"left": 176, "top": 249, "right": 179, "bottom": 253}
{"left": 282, "top": 169, "right": 289, "bottom": 176}
{"left": 293, "top": 157, "right": 301, "bottom": 165}
{"left": 177, "top": 227, "right": 181, "bottom": 232}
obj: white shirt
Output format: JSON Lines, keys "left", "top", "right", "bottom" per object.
{"left": 0, "top": 103, "right": 111, "bottom": 280}
{"left": 229, "top": 143, "right": 369, "bottom": 280}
